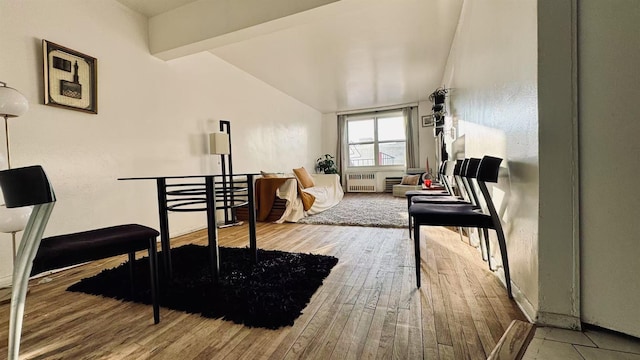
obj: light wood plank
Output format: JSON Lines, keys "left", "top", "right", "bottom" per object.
{"left": 487, "top": 320, "right": 536, "bottom": 360}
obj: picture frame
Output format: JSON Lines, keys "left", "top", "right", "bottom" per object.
{"left": 43, "top": 40, "right": 98, "bottom": 114}
{"left": 421, "top": 114, "right": 434, "bottom": 127}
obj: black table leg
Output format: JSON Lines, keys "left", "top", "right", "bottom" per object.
{"left": 247, "top": 174, "right": 258, "bottom": 263}
{"left": 205, "top": 176, "right": 220, "bottom": 283}
{"left": 156, "top": 178, "right": 172, "bottom": 279}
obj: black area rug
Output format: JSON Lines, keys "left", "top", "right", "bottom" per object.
{"left": 67, "top": 245, "right": 338, "bottom": 329}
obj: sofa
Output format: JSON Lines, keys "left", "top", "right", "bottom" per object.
{"left": 245, "top": 170, "right": 344, "bottom": 223}
{"left": 392, "top": 173, "right": 423, "bottom": 197}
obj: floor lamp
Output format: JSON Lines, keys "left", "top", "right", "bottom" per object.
{"left": 209, "top": 130, "right": 234, "bottom": 226}
{"left": 0, "top": 82, "right": 31, "bottom": 304}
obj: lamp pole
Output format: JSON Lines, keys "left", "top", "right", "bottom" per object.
{"left": 0, "top": 81, "right": 30, "bottom": 304}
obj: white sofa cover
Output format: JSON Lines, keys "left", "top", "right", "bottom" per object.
{"left": 275, "top": 174, "right": 344, "bottom": 223}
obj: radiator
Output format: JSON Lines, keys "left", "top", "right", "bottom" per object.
{"left": 384, "top": 177, "right": 402, "bottom": 193}
{"left": 347, "top": 173, "right": 376, "bottom": 192}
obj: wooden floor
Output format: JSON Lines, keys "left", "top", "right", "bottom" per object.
{"left": 0, "top": 220, "right": 526, "bottom": 359}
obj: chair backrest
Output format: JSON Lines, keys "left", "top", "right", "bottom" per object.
{"left": 452, "top": 159, "right": 464, "bottom": 176}
{"left": 461, "top": 158, "right": 482, "bottom": 207}
{"left": 463, "top": 158, "right": 482, "bottom": 179}
{"left": 452, "top": 159, "right": 470, "bottom": 200}
{"left": 475, "top": 156, "right": 504, "bottom": 231}
{"left": 439, "top": 160, "right": 455, "bottom": 194}
{"left": 477, "top": 156, "right": 502, "bottom": 183}
{"left": 0, "top": 166, "right": 56, "bottom": 207}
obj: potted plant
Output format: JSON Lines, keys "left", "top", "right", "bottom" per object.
{"left": 315, "top": 154, "right": 338, "bottom": 174}
{"left": 429, "top": 87, "right": 448, "bottom": 105}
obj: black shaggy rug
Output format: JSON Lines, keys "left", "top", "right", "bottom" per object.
{"left": 67, "top": 244, "right": 338, "bottom": 329}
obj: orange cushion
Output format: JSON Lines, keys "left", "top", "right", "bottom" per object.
{"left": 293, "top": 167, "right": 315, "bottom": 189}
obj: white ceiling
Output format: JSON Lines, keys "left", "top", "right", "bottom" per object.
{"left": 117, "top": 0, "right": 463, "bottom": 113}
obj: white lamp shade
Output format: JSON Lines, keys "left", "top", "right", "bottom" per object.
{"left": 0, "top": 85, "right": 29, "bottom": 118}
{"left": 209, "top": 132, "right": 230, "bottom": 155}
{"left": 0, "top": 205, "right": 32, "bottom": 233}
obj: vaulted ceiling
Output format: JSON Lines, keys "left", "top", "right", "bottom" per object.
{"left": 116, "top": 0, "right": 463, "bottom": 113}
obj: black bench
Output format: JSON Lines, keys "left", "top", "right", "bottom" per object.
{"left": 31, "top": 224, "right": 161, "bottom": 324}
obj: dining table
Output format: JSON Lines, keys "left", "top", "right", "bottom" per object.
{"left": 118, "top": 173, "right": 258, "bottom": 283}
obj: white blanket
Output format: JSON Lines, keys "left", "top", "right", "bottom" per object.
{"left": 275, "top": 174, "right": 344, "bottom": 223}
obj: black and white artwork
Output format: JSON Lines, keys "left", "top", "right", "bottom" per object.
{"left": 43, "top": 40, "right": 97, "bottom": 114}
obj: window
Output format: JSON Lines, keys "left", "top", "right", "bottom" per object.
{"left": 346, "top": 111, "right": 406, "bottom": 167}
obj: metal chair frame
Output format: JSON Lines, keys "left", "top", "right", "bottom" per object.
{"left": 410, "top": 156, "right": 512, "bottom": 298}
{"left": 0, "top": 166, "right": 56, "bottom": 360}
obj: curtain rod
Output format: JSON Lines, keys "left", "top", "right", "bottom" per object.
{"left": 336, "top": 102, "right": 418, "bottom": 116}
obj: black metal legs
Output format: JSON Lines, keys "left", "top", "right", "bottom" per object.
{"left": 414, "top": 223, "right": 421, "bottom": 288}
{"left": 482, "top": 228, "right": 492, "bottom": 270}
{"left": 205, "top": 177, "right": 220, "bottom": 283}
{"left": 148, "top": 237, "right": 160, "bottom": 324}
{"left": 156, "top": 178, "right": 172, "bottom": 279}
{"left": 494, "top": 226, "right": 512, "bottom": 299}
{"left": 128, "top": 253, "right": 136, "bottom": 298}
{"left": 247, "top": 174, "right": 257, "bottom": 263}
{"left": 410, "top": 217, "right": 512, "bottom": 299}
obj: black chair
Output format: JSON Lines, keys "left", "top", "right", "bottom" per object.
{"left": 0, "top": 166, "right": 56, "bottom": 360}
{"left": 411, "top": 158, "right": 493, "bottom": 266}
{"left": 406, "top": 159, "right": 471, "bottom": 239}
{"left": 428, "top": 161, "right": 453, "bottom": 194}
{"left": 409, "top": 156, "right": 512, "bottom": 298}
{"left": 0, "top": 166, "right": 160, "bottom": 360}
{"left": 412, "top": 158, "right": 480, "bottom": 205}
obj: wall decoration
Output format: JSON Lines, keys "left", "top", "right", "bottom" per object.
{"left": 421, "top": 114, "right": 434, "bottom": 127}
{"left": 42, "top": 40, "right": 97, "bottom": 114}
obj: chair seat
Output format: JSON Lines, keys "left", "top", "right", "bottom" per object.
{"left": 412, "top": 195, "right": 467, "bottom": 204}
{"left": 409, "top": 203, "right": 493, "bottom": 228}
{"left": 405, "top": 189, "right": 449, "bottom": 197}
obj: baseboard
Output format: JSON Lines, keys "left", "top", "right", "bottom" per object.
{"left": 0, "top": 274, "right": 11, "bottom": 288}
{"left": 494, "top": 269, "right": 581, "bottom": 331}
{"left": 536, "top": 311, "right": 582, "bottom": 330}
{"left": 511, "top": 282, "right": 536, "bottom": 324}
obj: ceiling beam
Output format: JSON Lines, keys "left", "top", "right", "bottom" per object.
{"left": 149, "top": 0, "right": 349, "bottom": 60}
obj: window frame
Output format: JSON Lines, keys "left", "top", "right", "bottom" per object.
{"left": 345, "top": 110, "right": 406, "bottom": 169}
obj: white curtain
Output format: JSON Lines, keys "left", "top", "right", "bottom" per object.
{"left": 403, "top": 106, "right": 419, "bottom": 168}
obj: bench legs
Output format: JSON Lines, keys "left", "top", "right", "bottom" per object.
{"left": 128, "top": 253, "right": 136, "bottom": 298}
{"left": 126, "top": 238, "right": 160, "bottom": 324}
{"left": 148, "top": 237, "right": 159, "bottom": 324}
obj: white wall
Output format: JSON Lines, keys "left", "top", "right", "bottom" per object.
{"left": 0, "top": 0, "right": 322, "bottom": 285}
{"left": 579, "top": 0, "right": 640, "bottom": 338}
{"left": 442, "top": 0, "right": 542, "bottom": 318}
{"left": 417, "top": 101, "right": 438, "bottom": 173}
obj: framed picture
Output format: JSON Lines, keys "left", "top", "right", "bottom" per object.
{"left": 421, "top": 115, "right": 434, "bottom": 127}
{"left": 43, "top": 40, "right": 97, "bottom": 114}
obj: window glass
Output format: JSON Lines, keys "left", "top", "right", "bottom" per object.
{"left": 378, "top": 116, "right": 405, "bottom": 141}
{"left": 345, "top": 111, "right": 406, "bottom": 168}
{"left": 378, "top": 142, "right": 406, "bottom": 166}
{"left": 349, "top": 143, "right": 375, "bottom": 167}
{"left": 347, "top": 119, "right": 374, "bottom": 143}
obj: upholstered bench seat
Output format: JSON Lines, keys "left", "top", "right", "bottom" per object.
{"left": 31, "top": 224, "right": 161, "bottom": 324}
